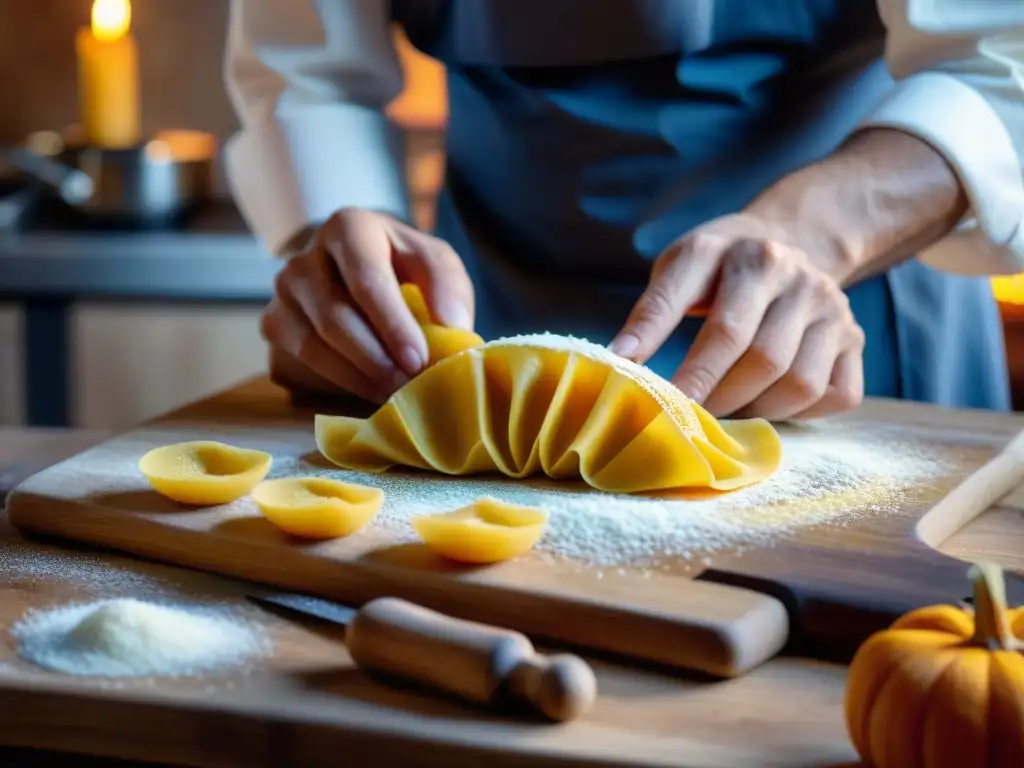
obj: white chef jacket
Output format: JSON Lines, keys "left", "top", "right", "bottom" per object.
{"left": 221, "top": 0, "right": 1024, "bottom": 277}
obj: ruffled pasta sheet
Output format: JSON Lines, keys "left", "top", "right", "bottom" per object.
{"left": 316, "top": 334, "right": 782, "bottom": 494}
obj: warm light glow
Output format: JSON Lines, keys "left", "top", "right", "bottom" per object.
{"left": 144, "top": 139, "right": 172, "bottom": 162}
{"left": 386, "top": 26, "right": 447, "bottom": 129}
{"left": 25, "top": 130, "right": 66, "bottom": 157}
{"left": 91, "top": 0, "right": 131, "bottom": 42}
{"left": 993, "top": 275, "right": 1024, "bottom": 306}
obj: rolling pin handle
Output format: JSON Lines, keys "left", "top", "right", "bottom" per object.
{"left": 344, "top": 596, "right": 597, "bottom": 721}
{"left": 506, "top": 652, "right": 598, "bottom": 722}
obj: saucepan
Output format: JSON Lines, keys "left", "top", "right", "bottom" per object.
{"left": 6, "top": 128, "right": 216, "bottom": 227}
{"left": 0, "top": 160, "right": 43, "bottom": 232}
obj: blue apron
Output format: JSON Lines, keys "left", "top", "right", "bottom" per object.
{"left": 392, "top": 0, "right": 1011, "bottom": 411}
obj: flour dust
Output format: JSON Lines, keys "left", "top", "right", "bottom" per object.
{"left": 268, "top": 421, "right": 968, "bottom": 567}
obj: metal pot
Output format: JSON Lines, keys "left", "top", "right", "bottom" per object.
{"left": 7, "top": 129, "right": 215, "bottom": 227}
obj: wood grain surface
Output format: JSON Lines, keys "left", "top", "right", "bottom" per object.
{"left": 4, "top": 420, "right": 794, "bottom": 679}
{"left": 0, "top": 501, "right": 858, "bottom": 767}
{"left": 0, "top": 427, "right": 112, "bottom": 507}
{"left": 2, "top": 499, "right": 1015, "bottom": 768}
{"left": 0, "top": 476, "right": 1021, "bottom": 767}
{"left": 1, "top": 379, "right": 1023, "bottom": 766}
{"left": 8, "top": 380, "right": 1024, "bottom": 670}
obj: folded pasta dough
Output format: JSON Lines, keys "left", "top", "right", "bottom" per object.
{"left": 315, "top": 334, "right": 782, "bottom": 494}
{"left": 401, "top": 283, "right": 485, "bottom": 365}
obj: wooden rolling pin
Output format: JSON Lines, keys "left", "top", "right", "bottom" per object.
{"left": 250, "top": 593, "right": 598, "bottom": 722}
{"left": 917, "top": 428, "right": 1024, "bottom": 548}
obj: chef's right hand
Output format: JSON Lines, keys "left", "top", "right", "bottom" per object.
{"left": 261, "top": 208, "right": 475, "bottom": 403}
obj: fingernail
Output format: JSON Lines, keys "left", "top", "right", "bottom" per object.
{"left": 609, "top": 334, "right": 639, "bottom": 358}
{"left": 440, "top": 303, "right": 473, "bottom": 332}
{"left": 398, "top": 345, "right": 425, "bottom": 376}
{"left": 676, "top": 377, "right": 706, "bottom": 403}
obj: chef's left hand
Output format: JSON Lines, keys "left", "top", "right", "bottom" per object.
{"left": 609, "top": 213, "right": 865, "bottom": 421}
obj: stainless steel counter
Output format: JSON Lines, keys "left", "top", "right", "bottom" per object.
{"left": 0, "top": 201, "right": 279, "bottom": 300}
{"left": 0, "top": 231, "right": 277, "bottom": 300}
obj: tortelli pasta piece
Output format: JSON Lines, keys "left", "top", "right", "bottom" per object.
{"left": 316, "top": 334, "right": 782, "bottom": 494}
{"left": 401, "top": 283, "right": 485, "bottom": 365}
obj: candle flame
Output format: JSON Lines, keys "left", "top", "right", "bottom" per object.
{"left": 91, "top": 0, "right": 131, "bottom": 42}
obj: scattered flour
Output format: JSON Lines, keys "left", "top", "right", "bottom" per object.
{"left": 0, "top": 536, "right": 245, "bottom": 601}
{"left": 12, "top": 598, "right": 270, "bottom": 677}
{"left": 32, "top": 415, "right": 979, "bottom": 572}
{"left": 268, "top": 421, "right": 968, "bottom": 567}
{"left": 1, "top": 548, "right": 175, "bottom": 597}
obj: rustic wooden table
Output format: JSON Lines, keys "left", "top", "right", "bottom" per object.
{"left": 0, "top": 427, "right": 114, "bottom": 508}
{"left": 1, "top": 380, "right": 1022, "bottom": 767}
{"left": 1, "top": 426, "right": 143, "bottom": 767}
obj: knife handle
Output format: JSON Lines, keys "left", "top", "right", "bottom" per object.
{"left": 344, "top": 596, "right": 597, "bottom": 721}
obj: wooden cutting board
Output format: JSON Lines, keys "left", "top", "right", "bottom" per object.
{"left": 7, "top": 379, "right": 1024, "bottom": 673}
{"left": 0, "top": 507, "right": 863, "bottom": 768}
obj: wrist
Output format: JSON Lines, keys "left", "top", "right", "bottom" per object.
{"left": 745, "top": 128, "right": 968, "bottom": 285}
{"left": 743, "top": 169, "right": 861, "bottom": 283}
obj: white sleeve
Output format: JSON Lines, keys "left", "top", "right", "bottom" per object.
{"left": 223, "top": 0, "right": 410, "bottom": 256}
{"left": 863, "top": 1, "right": 1024, "bottom": 275}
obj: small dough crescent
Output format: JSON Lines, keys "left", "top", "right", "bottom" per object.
{"left": 316, "top": 334, "right": 782, "bottom": 494}
{"left": 251, "top": 477, "right": 383, "bottom": 539}
{"left": 138, "top": 440, "right": 272, "bottom": 506}
{"left": 413, "top": 497, "right": 548, "bottom": 564}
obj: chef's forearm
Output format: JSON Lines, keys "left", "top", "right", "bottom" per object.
{"left": 745, "top": 127, "right": 969, "bottom": 285}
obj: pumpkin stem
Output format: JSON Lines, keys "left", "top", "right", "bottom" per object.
{"left": 968, "top": 561, "right": 1015, "bottom": 650}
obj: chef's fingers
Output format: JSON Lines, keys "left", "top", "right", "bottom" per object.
{"left": 260, "top": 295, "right": 387, "bottom": 404}
{"left": 670, "top": 239, "right": 790, "bottom": 403}
{"left": 789, "top": 342, "right": 865, "bottom": 421}
{"left": 392, "top": 226, "right": 476, "bottom": 331}
{"left": 734, "top": 320, "right": 843, "bottom": 421}
{"left": 609, "top": 236, "right": 721, "bottom": 363}
{"left": 278, "top": 253, "right": 407, "bottom": 393}
{"left": 268, "top": 346, "right": 349, "bottom": 395}
{"left": 700, "top": 294, "right": 810, "bottom": 417}
{"left": 323, "top": 209, "right": 429, "bottom": 377}
{"left": 700, "top": 267, "right": 844, "bottom": 416}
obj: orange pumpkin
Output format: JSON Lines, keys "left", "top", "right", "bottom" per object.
{"left": 845, "top": 561, "right": 1024, "bottom": 768}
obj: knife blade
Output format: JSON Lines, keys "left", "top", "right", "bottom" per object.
{"left": 251, "top": 592, "right": 358, "bottom": 626}
{"left": 248, "top": 592, "right": 597, "bottom": 722}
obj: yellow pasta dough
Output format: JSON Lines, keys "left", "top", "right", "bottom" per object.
{"left": 315, "top": 333, "right": 782, "bottom": 494}
{"left": 138, "top": 440, "right": 272, "bottom": 505}
{"left": 401, "top": 283, "right": 485, "bottom": 366}
{"left": 251, "top": 477, "right": 383, "bottom": 539}
{"left": 412, "top": 498, "right": 548, "bottom": 564}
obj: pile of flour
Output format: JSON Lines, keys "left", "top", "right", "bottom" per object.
{"left": 12, "top": 598, "right": 270, "bottom": 677}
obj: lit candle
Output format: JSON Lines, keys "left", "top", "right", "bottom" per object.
{"left": 76, "top": 0, "right": 140, "bottom": 148}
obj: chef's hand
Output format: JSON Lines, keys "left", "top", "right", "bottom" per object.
{"left": 261, "top": 208, "right": 475, "bottom": 403}
{"left": 609, "top": 213, "right": 865, "bottom": 421}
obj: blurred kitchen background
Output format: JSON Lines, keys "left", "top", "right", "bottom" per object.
{"left": 0, "top": 0, "right": 446, "bottom": 429}
{"left": 0, "top": 0, "right": 1021, "bottom": 429}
